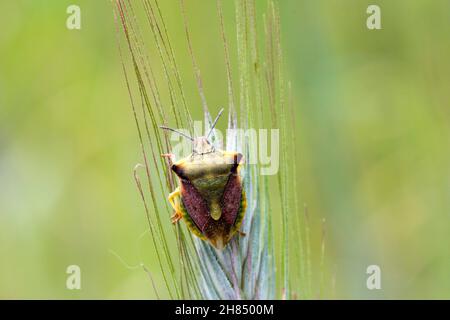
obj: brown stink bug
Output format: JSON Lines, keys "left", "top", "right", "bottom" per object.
{"left": 160, "top": 109, "right": 247, "bottom": 250}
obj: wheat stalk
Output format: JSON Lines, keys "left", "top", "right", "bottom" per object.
{"left": 113, "top": 0, "right": 315, "bottom": 300}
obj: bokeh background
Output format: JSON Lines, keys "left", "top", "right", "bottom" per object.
{"left": 1, "top": 0, "right": 449, "bottom": 299}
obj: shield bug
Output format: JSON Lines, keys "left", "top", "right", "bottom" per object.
{"left": 160, "top": 109, "right": 246, "bottom": 250}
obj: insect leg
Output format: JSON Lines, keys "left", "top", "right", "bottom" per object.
{"left": 168, "top": 188, "right": 183, "bottom": 224}
{"left": 161, "top": 153, "right": 176, "bottom": 163}
{"left": 171, "top": 213, "right": 182, "bottom": 224}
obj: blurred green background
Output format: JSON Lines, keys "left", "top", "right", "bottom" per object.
{"left": 0, "top": 0, "right": 449, "bottom": 299}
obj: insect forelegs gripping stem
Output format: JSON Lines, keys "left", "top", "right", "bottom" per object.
{"left": 168, "top": 188, "right": 182, "bottom": 224}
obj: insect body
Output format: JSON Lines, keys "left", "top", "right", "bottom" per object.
{"left": 161, "top": 110, "right": 246, "bottom": 250}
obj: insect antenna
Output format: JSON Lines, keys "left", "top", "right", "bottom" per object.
{"left": 159, "top": 126, "right": 194, "bottom": 141}
{"left": 206, "top": 108, "right": 224, "bottom": 139}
